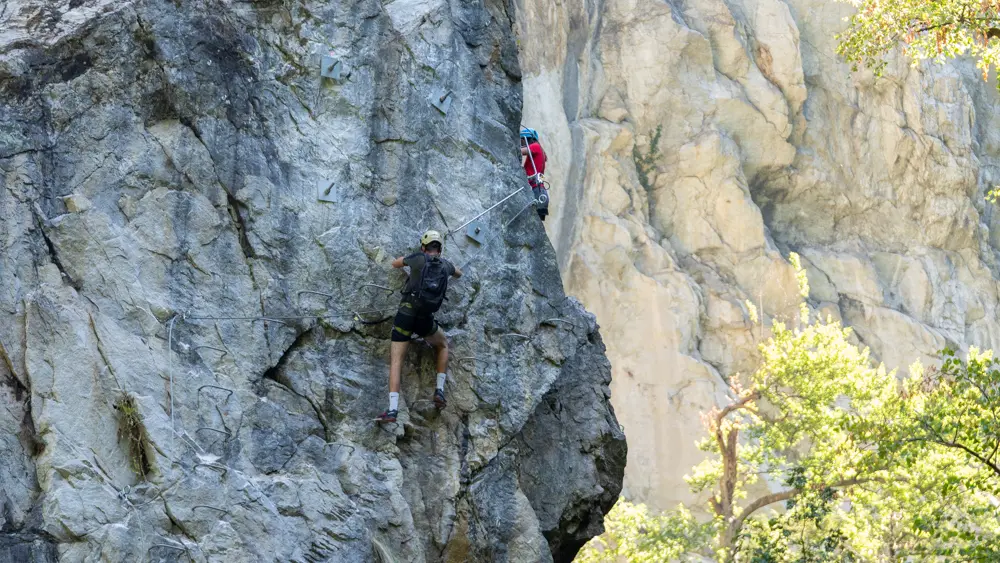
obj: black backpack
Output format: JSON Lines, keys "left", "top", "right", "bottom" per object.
{"left": 411, "top": 255, "right": 449, "bottom": 315}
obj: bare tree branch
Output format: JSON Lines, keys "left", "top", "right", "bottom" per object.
{"left": 722, "top": 477, "right": 874, "bottom": 554}
{"left": 932, "top": 439, "right": 1000, "bottom": 479}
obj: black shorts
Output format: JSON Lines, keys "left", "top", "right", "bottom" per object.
{"left": 391, "top": 309, "right": 438, "bottom": 342}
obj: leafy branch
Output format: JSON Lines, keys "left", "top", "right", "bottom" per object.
{"left": 837, "top": 0, "right": 1000, "bottom": 86}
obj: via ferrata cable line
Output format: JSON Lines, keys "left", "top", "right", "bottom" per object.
{"left": 444, "top": 184, "right": 527, "bottom": 238}
{"left": 458, "top": 198, "right": 536, "bottom": 272}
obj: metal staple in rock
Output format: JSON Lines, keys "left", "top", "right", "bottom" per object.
{"left": 193, "top": 345, "right": 229, "bottom": 358}
{"left": 197, "top": 384, "right": 235, "bottom": 407}
{"left": 539, "top": 317, "right": 577, "bottom": 329}
{"left": 193, "top": 505, "right": 230, "bottom": 515}
{"left": 194, "top": 462, "right": 229, "bottom": 476}
{"left": 195, "top": 427, "right": 232, "bottom": 441}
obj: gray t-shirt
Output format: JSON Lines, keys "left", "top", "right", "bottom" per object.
{"left": 402, "top": 252, "right": 456, "bottom": 297}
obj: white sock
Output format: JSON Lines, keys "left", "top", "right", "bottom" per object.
{"left": 389, "top": 392, "right": 399, "bottom": 411}
{"left": 436, "top": 373, "right": 447, "bottom": 391}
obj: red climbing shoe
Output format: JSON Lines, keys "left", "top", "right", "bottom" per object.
{"left": 375, "top": 409, "right": 398, "bottom": 423}
{"left": 433, "top": 389, "right": 447, "bottom": 410}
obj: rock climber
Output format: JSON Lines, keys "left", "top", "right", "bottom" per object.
{"left": 376, "top": 230, "right": 463, "bottom": 423}
{"left": 520, "top": 127, "right": 549, "bottom": 221}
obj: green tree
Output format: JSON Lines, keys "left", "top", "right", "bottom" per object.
{"left": 576, "top": 255, "right": 1000, "bottom": 562}
{"left": 575, "top": 501, "right": 711, "bottom": 563}
{"left": 834, "top": 1, "right": 1000, "bottom": 201}
{"left": 873, "top": 348, "right": 1000, "bottom": 560}
{"left": 688, "top": 297, "right": 900, "bottom": 559}
{"left": 836, "top": 0, "right": 1000, "bottom": 85}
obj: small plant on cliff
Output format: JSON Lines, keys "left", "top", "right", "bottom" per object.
{"left": 633, "top": 125, "right": 662, "bottom": 190}
{"left": 114, "top": 393, "right": 154, "bottom": 479}
{"left": 836, "top": 0, "right": 1000, "bottom": 88}
{"left": 986, "top": 186, "right": 1000, "bottom": 206}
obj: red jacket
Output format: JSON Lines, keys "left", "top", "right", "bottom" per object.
{"left": 523, "top": 142, "right": 546, "bottom": 183}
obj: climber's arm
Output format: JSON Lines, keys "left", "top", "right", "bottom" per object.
{"left": 452, "top": 265, "right": 463, "bottom": 279}
{"left": 391, "top": 256, "right": 406, "bottom": 269}
{"left": 520, "top": 146, "right": 528, "bottom": 156}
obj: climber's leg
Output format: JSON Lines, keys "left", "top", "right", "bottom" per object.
{"left": 378, "top": 311, "right": 416, "bottom": 423}
{"left": 377, "top": 341, "right": 408, "bottom": 423}
{"left": 424, "top": 328, "right": 449, "bottom": 374}
{"left": 388, "top": 341, "right": 408, "bottom": 394}
{"left": 424, "top": 327, "right": 449, "bottom": 409}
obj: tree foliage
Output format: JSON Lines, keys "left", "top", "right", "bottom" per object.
{"left": 575, "top": 501, "right": 710, "bottom": 563}
{"left": 837, "top": 0, "right": 1000, "bottom": 85}
{"left": 688, "top": 259, "right": 902, "bottom": 560}
{"left": 908, "top": 348, "right": 1000, "bottom": 479}
{"left": 576, "top": 254, "right": 1000, "bottom": 563}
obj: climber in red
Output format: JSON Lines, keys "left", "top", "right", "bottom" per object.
{"left": 520, "top": 127, "right": 549, "bottom": 221}
{"left": 376, "top": 230, "right": 463, "bottom": 424}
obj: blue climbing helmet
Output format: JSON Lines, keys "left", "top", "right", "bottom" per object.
{"left": 520, "top": 127, "right": 539, "bottom": 142}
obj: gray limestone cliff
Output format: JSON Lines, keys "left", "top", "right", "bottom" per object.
{"left": 0, "top": 0, "right": 626, "bottom": 561}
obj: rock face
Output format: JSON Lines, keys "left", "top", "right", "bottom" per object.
{"left": 0, "top": 1, "right": 625, "bottom": 561}
{"left": 518, "top": 0, "right": 1000, "bottom": 511}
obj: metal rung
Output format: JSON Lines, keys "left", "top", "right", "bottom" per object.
{"left": 317, "top": 179, "right": 337, "bottom": 203}
{"left": 357, "top": 284, "right": 394, "bottom": 296}
{"left": 540, "top": 318, "right": 577, "bottom": 329}
{"left": 321, "top": 56, "right": 343, "bottom": 80}
{"left": 430, "top": 88, "right": 452, "bottom": 114}
{"left": 466, "top": 220, "right": 487, "bottom": 244}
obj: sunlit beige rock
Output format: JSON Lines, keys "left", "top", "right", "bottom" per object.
{"left": 520, "top": 0, "right": 1000, "bottom": 513}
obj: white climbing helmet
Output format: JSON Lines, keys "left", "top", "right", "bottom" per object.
{"left": 421, "top": 230, "right": 443, "bottom": 247}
